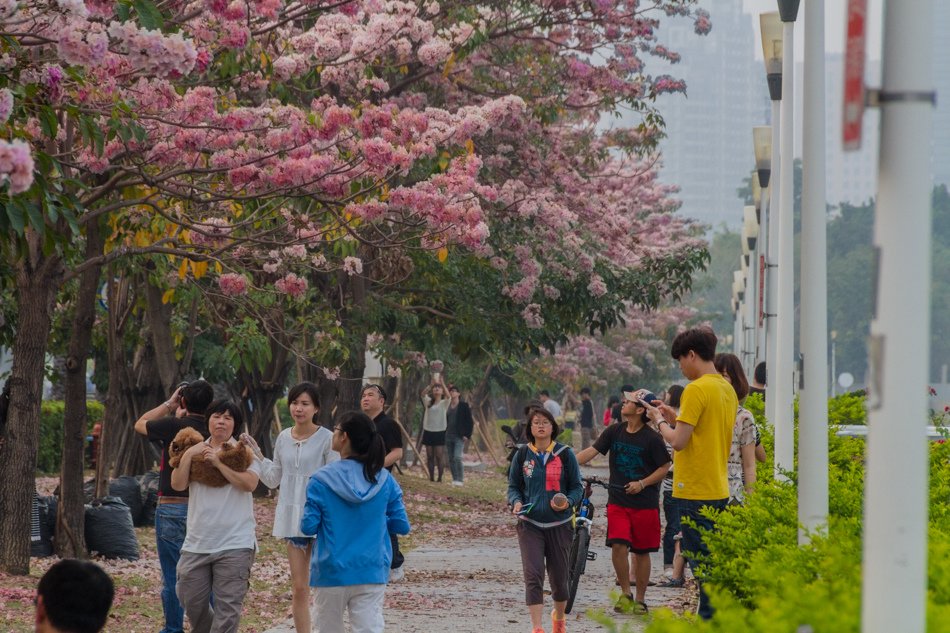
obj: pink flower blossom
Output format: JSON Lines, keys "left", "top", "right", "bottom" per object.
{"left": 0, "top": 139, "right": 35, "bottom": 194}
{"left": 217, "top": 273, "right": 248, "bottom": 296}
{"left": 322, "top": 366, "right": 340, "bottom": 381}
{"left": 274, "top": 272, "right": 308, "bottom": 299}
{"left": 522, "top": 304, "right": 544, "bottom": 329}
{"left": 587, "top": 274, "right": 607, "bottom": 298}
{"left": 342, "top": 256, "right": 363, "bottom": 276}
{"left": 0, "top": 89, "right": 12, "bottom": 124}
{"left": 417, "top": 38, "right": 452, "bottom": 67}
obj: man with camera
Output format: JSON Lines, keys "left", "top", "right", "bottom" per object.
{"left": 134, "top": 380, "right": 213, "bottom": 633}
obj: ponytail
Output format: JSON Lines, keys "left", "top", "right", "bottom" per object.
{"left": 336, "top": 411, "right": 387, "bottom": 484}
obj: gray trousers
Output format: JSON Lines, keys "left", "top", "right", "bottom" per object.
{"left": 177, "top": 548, "right": 254, "bottom": 633}
{"left": 516, "top": 521, "right": 572, "bottom": 605}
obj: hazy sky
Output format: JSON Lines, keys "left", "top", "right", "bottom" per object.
{"left": 742, "top": 0, "right": 883, "bottom": 60}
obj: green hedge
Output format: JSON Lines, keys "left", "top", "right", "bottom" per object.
{"left": 37, "top": 400, "right": 105, "bottom": 474}
{"left": 629, "top": 393, "right": 950, "bottom": 633}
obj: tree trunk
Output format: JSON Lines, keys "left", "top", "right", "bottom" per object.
{"left": 57, "top": 223, "right": 103, "bottom": 558}
{"left": 0, "top": 247, "right": 62, "bottom": 574}
{"left": 100, "top": 272, "right": 162, "bottom": 487}
{"left": 144, "top": 276, "right": 181, "bottom": 393}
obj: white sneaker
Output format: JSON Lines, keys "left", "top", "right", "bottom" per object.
{"left": 451, "top": 480, "right": 464, "bottom": 487}
{"left": 389, "top": 565, "right": 405, "bottom": 583}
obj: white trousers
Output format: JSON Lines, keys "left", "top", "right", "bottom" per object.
{"left": 312, "top": 584, "right": 386, "bottom": 633}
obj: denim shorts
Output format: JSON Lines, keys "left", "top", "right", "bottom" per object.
{"left": 285, "top": 536, "right": 314, "bottom": 550}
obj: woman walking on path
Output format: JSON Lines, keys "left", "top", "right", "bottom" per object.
{"left": 171, "top": 400, "right": 261, "bottom": 633}
{"left": 446, "top": 385, "right": 474, "bottom": 486}
{"left": 421, "top": 378, "right": 450, "bottom": 482}
{"left": 241, "top": 382, "right": 339, "bottom": 633}
{"left": 507, "top": 407, "right": 583, "bottom": 633}
{"left": 714, "top": 354, "right": 763, "bottom": 504}
{"left": 301, "top": 411, "right": 410, "bottom": 633}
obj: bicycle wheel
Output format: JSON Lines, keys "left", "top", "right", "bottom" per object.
{"left": 565, "top": 525, "right": 591, "bottom": 614}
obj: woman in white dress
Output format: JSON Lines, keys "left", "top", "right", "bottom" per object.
{"left": 242, "top": 382, "right": 338, "bottom": 633}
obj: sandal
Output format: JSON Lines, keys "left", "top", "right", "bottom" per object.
{"left": 658, "top": 577, "right": 685, "bottom": 588}
{"left": 632, "top": 601, "right": 649, "bottom": 616}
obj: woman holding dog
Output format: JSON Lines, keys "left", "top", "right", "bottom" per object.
{"left": 171, "top": 399, "right": 260, "bottom": 633}
{"left": 242, "top": 382, "right": 339, "bottom": 633}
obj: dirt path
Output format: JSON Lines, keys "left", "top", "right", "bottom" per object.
{"left": 264, "top": 466, "right": 696, "bottom": 633}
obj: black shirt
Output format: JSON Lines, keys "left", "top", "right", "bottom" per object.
{"left": 592, "top": 422, "right": 670, "bottom": 509}
{"left": 145, "top": 413, "right": 209, "bottom": 498}
{"left": 579, "top": 400, "right": 594, "bottom": 428}
{"left": 373, "top": 411, "right": 403, "bottom": 471}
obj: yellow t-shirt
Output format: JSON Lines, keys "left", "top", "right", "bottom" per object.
{"left": 672, "top": 373, "right": 738, "bottom": 500}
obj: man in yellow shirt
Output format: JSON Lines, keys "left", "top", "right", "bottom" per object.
{"left": 650, "top": 327, "right": 737, "bottom": 621}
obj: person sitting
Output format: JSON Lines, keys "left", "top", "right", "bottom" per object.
{"left": 34, "top": 559, "right": 114, "bottom": 633}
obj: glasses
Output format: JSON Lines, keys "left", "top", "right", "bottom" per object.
{"left": 333, "top": 426, "right": 343, "bottom": 433}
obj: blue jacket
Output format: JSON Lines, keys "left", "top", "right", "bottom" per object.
{"left": 301, "top": 459, "right": 410, "bottom": 587}
{"left": 507, "top": 442, "right": 582, "bottom": 528}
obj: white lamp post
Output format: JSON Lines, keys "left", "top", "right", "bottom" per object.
{"left": 759, "top": 12, "right": 783, "bottom": 433}
{"left": 798, "top": 0, "right": 829, "bottom": 542}
{"left": 752, "top": 126, "right": 772, "bottom": 372}
{"left": 862, "top": 1, "right": 935, "bottom": 631}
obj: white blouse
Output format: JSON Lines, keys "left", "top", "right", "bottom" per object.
{"left": 258, "top": 426, "right": 339, "bottom": 538}
{"left": 422, "top": 396, "right": 449, "bottom": 432}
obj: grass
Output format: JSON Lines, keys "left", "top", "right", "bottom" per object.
{"left": 1, "top": 462, "right": 512, "bottom": 632}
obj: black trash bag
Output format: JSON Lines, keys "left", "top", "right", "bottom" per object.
{"left": 30, "top": 494, "right": 54, "bottom": 558}
{"left": 82, "top": 478, "right": 96, "bottom": 502}
{"left": 138, "top": 471, "right": 160, "bottom": 527}
{"left": 84, "top": 496, "right": 139, "bottom": 560}
{"left": 109, "top": 475, "right": 144, "bottom": 526}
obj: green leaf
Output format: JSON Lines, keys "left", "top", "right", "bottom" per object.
{"left": 6, "top": 200, "right": 25, "bottom": 235}
{"left": 132, "top": 0, "right": 164, "bottom": 30}
{"left": 38, "top": 107, "right": 58, "bottom": 139}
{"left": 25, "top": 202, "right": 44, "bottom": 236}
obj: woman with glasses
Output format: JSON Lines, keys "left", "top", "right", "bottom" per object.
{"left": 241, "top": 382, "right": 339, "bottom": 633}
{"left": 507, "top": 407, "right": 582, "bottom": 633}
{"left": 301, "top": 411, "right": 410, "bottom": 633}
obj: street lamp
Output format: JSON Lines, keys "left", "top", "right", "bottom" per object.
{"left": 759, "top": 12, "right": 783, "bottom": 433}
{"left": 759, "top": 13, "right": 783, "bottom": 102}
{"left": 766, "top": 2, "right": 799, "bottom": 482}
{"left": 753, "top": 126, "right": 773, "bottom": 191}
{"left": 743, "top": 205, "right": 759, "bottom": 251}
{"left": 752, "top": 126, "right": 772, "bottom": 371}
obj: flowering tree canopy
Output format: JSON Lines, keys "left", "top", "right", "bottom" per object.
{"left": 0, "top": 0, "right": 713, "bottom": 573}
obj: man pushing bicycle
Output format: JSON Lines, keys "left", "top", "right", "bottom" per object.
{"left": 575, "top": 388, "right": 671, "bottom": 615}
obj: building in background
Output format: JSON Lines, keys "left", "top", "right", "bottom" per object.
{"left": 634, "top": 1, "right": 947, "bottom": 227}
{"left": 632, "top": 0, "right": 768, "bottom": 228}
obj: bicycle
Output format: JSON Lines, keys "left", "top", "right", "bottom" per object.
{"left": 565, "top": 475, "right": 617, "bottom": 614}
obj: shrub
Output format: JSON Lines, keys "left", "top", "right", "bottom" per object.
{"left": 37, "top": 400, "right": 105, "bottom": 474}
{"left": 637, "top": 395, "right": 950, "bottom": 633}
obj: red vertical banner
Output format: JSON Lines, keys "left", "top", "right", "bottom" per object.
{"left": 843, "top": 0, "right": 868, "bottom": 150}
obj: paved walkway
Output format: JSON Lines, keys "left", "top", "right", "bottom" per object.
{"left": 264, "top": 466, "right": 695, "bottom": 632}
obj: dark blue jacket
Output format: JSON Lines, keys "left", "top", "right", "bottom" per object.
{"left": 507, "top": 442, "right": 582, "bottom": 528}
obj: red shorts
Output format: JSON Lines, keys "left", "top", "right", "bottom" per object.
{"left": 605, "top": 504, "right": 661, "bottom": 553}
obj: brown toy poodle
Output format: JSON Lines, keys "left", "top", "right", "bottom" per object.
{"left": 168, "top": 427, "right": 252, "bottom": 487}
